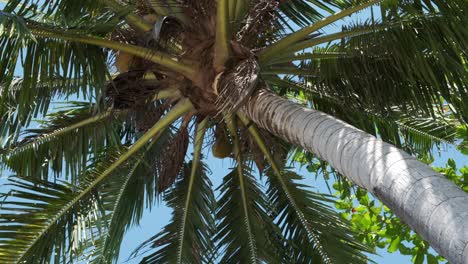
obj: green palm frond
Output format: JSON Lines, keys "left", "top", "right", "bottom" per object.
{"left": 259, "top": 0, "right": 381, "bottom": 63}
{"left": 225, "top": 116, "right": 258, "bottom": 262}
{"left": 1, "top": 102, "right": 125, "bottom": 180}
{"left": 87, "top": 128, "right": 174, "bottom": 264}
{"left": 267, "top": 169, "right": 373, "bottom": 264}
{"left": 175, "top": 118, "right": 209, "bottom": 264}
{"left": 215, "top": 165, "right": 284, "bottom": 264}
{"left": 214, "top": 0, "right": 231, "bottom": 71}
{"left": 0, "top": 99, "right": 191, "bottom": 263}
{"left": 0, "top": 14, "right": 110, "bottom": 133}
{"left": 3, "top": 0, "right": 105, "bottom": 22}
{"left": 0, "top": 151, "right": 121, "bottom": 264}
{"left": 274, "top": 0, "right": 377, "bottom": 33}
{"left": 214, "top": 115, "right": 285, "bottom": 264}
{"left": 134, "top": 160, "right": 216, "bottom": 264}
{"left": 319, "top": 21, "right": 464, "bottom": 117}
{"left": 0, "top": 78, "right": 103, "bottom": 145}
{"left": 0, "top": 9, "right": 31, "bottom": 39}
{"left": 264, "top": 4, "right": 468, "bottom": 120}
{"left": 103, "top": 0, "right": 153, "bottom": 31}
{"left": 0, "top": 9, "right": 113, "bottom": 81}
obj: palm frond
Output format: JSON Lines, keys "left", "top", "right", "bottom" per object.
{"left": 175, "top": 118, "right": 209, "bottom": 263}
{"left": 1, "top": 102, "right": 125, "bottom": 181}
{"left": 215, "top": 116, "right": 284, "bottom": 263}
{"left": 0, "top": 149, "right": 122, "bottom": 264}
{"left": 225, "top": 116, "right": 258, "bottom": 262}
{"left": 0, "top": 99, "right": 192, "bottom": 263}
{"left": 103, "top": 0, "right": 153, "bottom": 32}
{"left": 0, "top": 12, "right": 110, "bottom": 139}
{"left": 87, "top": 128, "right": 174, "bottom": 264}
{"left": 3, "top": 0, "right": 105, "bottom": 22}
{"left": 215, "top": 165, "right": 284, "bottom": 264}
{"left": 214, "top": 0, "right": 231, "bottom": 71}
{"left": 265, "top": 5, "right": 468, "bottom": 121}
{"left": 267, "top": 169, "right": 374, "bottom": 263}
{"left": 0, "top": 77, "right": 105, "bottom": 146}
{"left": 259, "top": 0, "right": 381, "bottom": 63}
{"left": 134, "top": 161, "right": 216, "bottom": 264}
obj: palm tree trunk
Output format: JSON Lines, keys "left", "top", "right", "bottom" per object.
{"left": 244, "top": 89, "right": 468, "bottom": 264}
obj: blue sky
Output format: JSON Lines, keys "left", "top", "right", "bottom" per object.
{"left": 2, "top": 1, "right": 467, "bottom": 263}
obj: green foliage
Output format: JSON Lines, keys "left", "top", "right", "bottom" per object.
{"left": 89, "top": 130, "right": 173, "bottom": 264}
{"left": 215, "top": 166, "right": 284, "bottom": 263}
{"left": 134, "top": 162, "right": 216, "bottom": 264}
{"left": 266, "top": 169, "right": 371, "bottom": 264}
{"left": 0, "top": 149, "right": 125, "bottom": 264}
{"left": 0, "top": 0, "right": 467, "bottom": 263}
{"left": 269, "top": 13, "right": 468, "bottom": 122}
{"left": 331, "top": 159, "right": 467, "bottom": 263}
{"left": 456, "top": 125, "right": 468, "bottom": 155}
{"left": 0, "top": 7, "right": 122, "bottom": 144}
{"left": 333, "top": 182, "right": 447, "bottom": 264}
{"left": 1, "top": 102, "right": 125, "bottom": 180}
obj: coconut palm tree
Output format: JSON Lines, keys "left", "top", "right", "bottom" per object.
{"left": 0, "top": 0, "right": 466, "bottom": 263}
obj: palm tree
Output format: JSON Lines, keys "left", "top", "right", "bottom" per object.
{"left": 0, "top": 0, "right": 466, "bottom": 263}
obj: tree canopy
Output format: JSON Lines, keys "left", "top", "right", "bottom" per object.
{"left": 0, "top": 0, "right": 466, "bottom": 263}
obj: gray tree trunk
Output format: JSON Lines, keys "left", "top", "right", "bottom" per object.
{"left": 244, "top": 89, "right": 468, "bottom": 264}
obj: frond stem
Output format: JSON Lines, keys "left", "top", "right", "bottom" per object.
{"left": 30, "top": 28, "right": 195, "bottom": 78}
{"left": 214, "top": 0, "right": 231, "bottom": 72}
{"left": 4, "top": 89, "right": 178, "bottom": 157}
{"left": 102, "top": 0, "right": 153, "bottom": 32}
{"left": 258, "top": 0, "right": 382, "bottom": 64}
{"left": 225, "top": 115, "right": 258, "bottom": 262}
{"left": 176, "top": 117, "right": 209, "bottom": 264}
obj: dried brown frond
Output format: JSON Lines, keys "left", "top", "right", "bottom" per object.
{"left": 151, "top": 16, "right": 185, "bottom": 55}
{"left": 215, "top": 56, "right": 260, "bottom": 115}
{"left": 179, "top": 0, "right": 216, "bottom": 34}
{"left": 135, "top": 101, "right": 171, "bottom": 132}
{"left": 106, "top": 71, "right": 169, "bottom": 109}
{"left": 238, "top": 0, "right": 281, "bottom": 47}
{"left": 157, "top": 123, "right": 190, "bottom": 192}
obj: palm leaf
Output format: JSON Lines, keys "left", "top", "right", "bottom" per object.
{"left": 0, "top": 12, "right": 111, "bottom": 142}
{"left": 225, "top": 116, "right": 257, "bottom": 262}
{"left": 0, "top": 151, "right": 121, "bottom": 264}
{"left": 87, "top": 127, "right": 174, "bottom": 264}
{"left": 264, "top": 4, "right": 468, "bottom": 121}
{"left": 267, "top": 169, "right": 372, "bottom": 264}
{"left": 3, "top": 0, "right": 105, "bottom": 22}
{"left": 215, "top": 165, "right": 284, "bottom": 264}
{"left": 0, "top": 99, "right": 192, "bottom": 263}
{"left": 175, "top": 118, "right": 210, "bottom": 264}
{"left": 214, "top": 116, "right": 284, "bottom": 263}
{"left": 0, "top": 78, "right": 105, "bottom": 146}
{"left": 1, "top": 103, "right": 125, "bottom": 180}
{"left": 134, "top": 160, "right": 216, "bottom": 264}
{"left": 259, "top": 0, "right": 381, "bottom": 63}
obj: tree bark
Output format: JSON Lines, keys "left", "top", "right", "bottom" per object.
{"left": 244, "top": 89, "right": 468, "bottom": 264}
